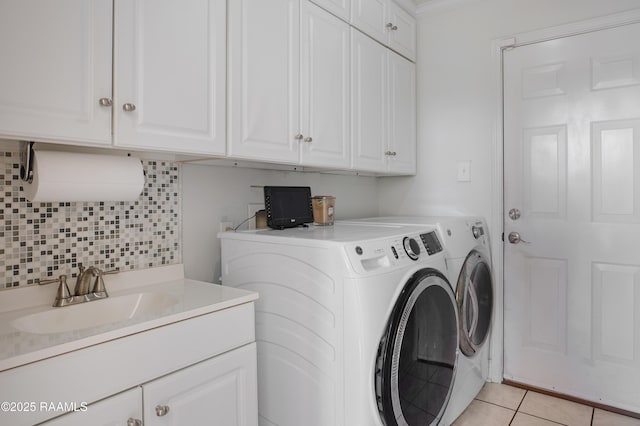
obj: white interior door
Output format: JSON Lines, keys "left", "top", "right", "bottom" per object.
{"left": 503, "top": 23, "right": 640, "bottom": 412}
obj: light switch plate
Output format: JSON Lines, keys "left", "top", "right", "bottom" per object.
{"left": 457, "top": 161, "right": 471, "bottom": 182}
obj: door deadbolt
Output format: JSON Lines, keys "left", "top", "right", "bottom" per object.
{"left": 508, "top": 208, "right": 521, "bottom": 221}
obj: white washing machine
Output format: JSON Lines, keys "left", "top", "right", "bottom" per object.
{"left": 219, "top": 223, "right": 459, "bottom": 426}
{"left": 341, "top": 217, "right": 494, "bottom": 425}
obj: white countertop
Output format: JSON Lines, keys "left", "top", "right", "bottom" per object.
{"left": 0, "top": 265, "right": 258, "bottom": 372}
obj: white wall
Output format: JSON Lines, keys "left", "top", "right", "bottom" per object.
{"left": 377, "top": 0, "right": 640, "bottom": 223}
{"left": 182, "top": 164, "right": 379, "bottom": 282}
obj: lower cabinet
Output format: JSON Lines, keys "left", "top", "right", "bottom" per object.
{"left": 40, "top": 388, "right": 142, "bottom": 426}
{"left": 144, "top": 342, "right": 257, "bottom": 425}
{"left": 41, "top": 343, "right": 258, "bottom": 426}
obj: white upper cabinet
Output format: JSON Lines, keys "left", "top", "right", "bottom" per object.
{"left": 387, "top": 51, "right": 416, "bottom": 174}
{"left": 351, "top": 29, "right": 388, "bottom": 172}
{"left": 229, "top": 0, "right": 350, "bottom": 168}
{"left": 350, "top": 0, "right": 416, "bottom": 61}
{"left": 228, "top": 0, "right": 301, "bottom": 163}
{"left": 0, "top": 0, "right": 226, "bottom": 155}
{"left": 115, "top": 0, "right": 226, "bottom": 155}
{"left": 351, "top": 0, "right": 388, "bottom": 44}
{"left": 300, "top": 1, "right": 351, "bottom": 168}
{"left": 351, "top": 29, "right": 416, "bottom": 174}
{"left": 0, "top": 0, "right": 112, "bottom": 146}
{"left": 310, "top": 0, "right": 351, "bottom": 22}
{"left": 387, "top": 2, "right": 416, "bottom": 61}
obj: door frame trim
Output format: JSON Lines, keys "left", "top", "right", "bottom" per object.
{"left": 490, "top": 7, "right": 640, "bottom": 383}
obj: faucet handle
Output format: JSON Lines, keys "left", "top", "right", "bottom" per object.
{"left": 54, "top": 275, "right": 71, "bottom": 306}
{"left": 92, "top": 274, "right": 108, "bottom": 296}
{"left": 90, "top": 268, "right": 114, "bottom": 297}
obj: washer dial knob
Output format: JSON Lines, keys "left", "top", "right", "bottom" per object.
{"left": 403, "top": 237, "right": 421, "bottom": 260}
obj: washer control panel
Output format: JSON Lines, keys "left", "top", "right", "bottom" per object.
{"left": 347, "top": 230, "right": 444, "bottom": 273}
{"left": 403, "top": 237, "right": 421, "bottom": 260}
{"left": 420, "top": 231, "right": 443, "bottom": 255}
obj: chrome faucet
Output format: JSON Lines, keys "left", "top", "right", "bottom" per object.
{"left": 38, "top": 264, "right": 115, "bottom": 307}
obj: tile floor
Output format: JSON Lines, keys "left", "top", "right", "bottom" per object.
{"left": 452, "top": 383, "right": 640, "bottom": 426}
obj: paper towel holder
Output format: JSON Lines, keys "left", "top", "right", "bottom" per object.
{"left": 19, "top": 141, "right": 35, "bottom": 183}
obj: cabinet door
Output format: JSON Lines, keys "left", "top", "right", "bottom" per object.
{"left": 387, "top": 51, "right": 416, "bottom": 174}
{"left": 228, "top": 0, "right": 300, "bottom": 163}
{"left": 0, "top": 0, "right": 112, "bottom": 145}
{"left": 115, "top": 0, "right": 226, "bottom": 155}
{"left": 351, "top": 29, "right": 387, "bottom": 172}
{"left": 310, "top": 0, "right": 350, "bottom": 21}
{"left": 350, "top": 0, "right": 388, "bottom": 45}
{"left": 41, "top": 388, "right": 142, "bottom": 426}
{"left": 144, "top": 343, "right": 258, "bottom": 426}
{"left": 388, "top": 2, "right": 416, "bottom": 61}
{"left": 300, "top": 2, "right": 350, "bottom": 168}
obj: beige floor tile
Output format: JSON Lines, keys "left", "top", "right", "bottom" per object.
{"left": 452, "top": 400, "right": 515, "bottom": 426}
{"left": 519, "top": 392, "right": 593, "bottom": 426}
{"left": 475, "top": 382, "right": 527, "bottom": 410}
{"left": 592, "top": 409, "right": 640, "bottom": 426}
{"left": 511, "top": 412, "right": 564, "bottom": 426}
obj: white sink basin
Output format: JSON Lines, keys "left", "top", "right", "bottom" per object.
{"left": 11, "top": 292, "right": 178, "bottom": 334}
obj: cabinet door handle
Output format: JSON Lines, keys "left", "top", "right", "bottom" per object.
{"left": 98, "top": 98, "right": 112, "bottom": 107}
{"left": 386, "top": 23, "right": 398, "bottom": 31}
{"left": 155, "top": 405, "right": 170, "bottom": 417}
{"left": 385, "top": 151, "right": 397, "bottom": 156}
{"left": 303, "top": 137, "right": 313, "bottom": 143}
{"left": 123, "top": 103, "right": 137, "bottom": 112}
{"left": 127, "top": 418, "right": 142, "bottom": 426}
{"left": 294, "top": 134, "right": 304, "bottom": 140}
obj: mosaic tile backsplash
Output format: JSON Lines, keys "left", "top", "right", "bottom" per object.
{"left": 0, "top": 149, "right": 182, "bottom": 289}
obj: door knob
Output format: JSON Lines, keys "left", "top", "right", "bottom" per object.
{"left": 122, "top": 103, "right": 136, "bottom": 112}
{"left": 508, "top": 232, "right": 530, "bottom": 244}
{"left": 127, "top": 418, "right": 142, "bottom": 426}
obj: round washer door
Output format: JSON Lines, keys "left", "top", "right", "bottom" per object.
{"left": 456, "top": 249, "right": 493, "bottom": 357}
{"left": 375, "top": 269, "right": 458, "bottom": 426}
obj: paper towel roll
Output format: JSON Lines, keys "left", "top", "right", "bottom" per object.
{"left": 24, "top": 150, "right": 145, "bottom": 202}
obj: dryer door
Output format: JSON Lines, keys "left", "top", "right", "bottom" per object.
{"left": 456, "top": 249, "right": 493, "bottom": 357}
{"left": 375, "top": 269, "right": 458, "bottom": 426}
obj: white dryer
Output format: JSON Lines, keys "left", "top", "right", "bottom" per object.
{"left": 219, "top": 223, "right": 459, "bottom": 426}
{"left": 341, "top": 217, "right": 494, "bottom": 425}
